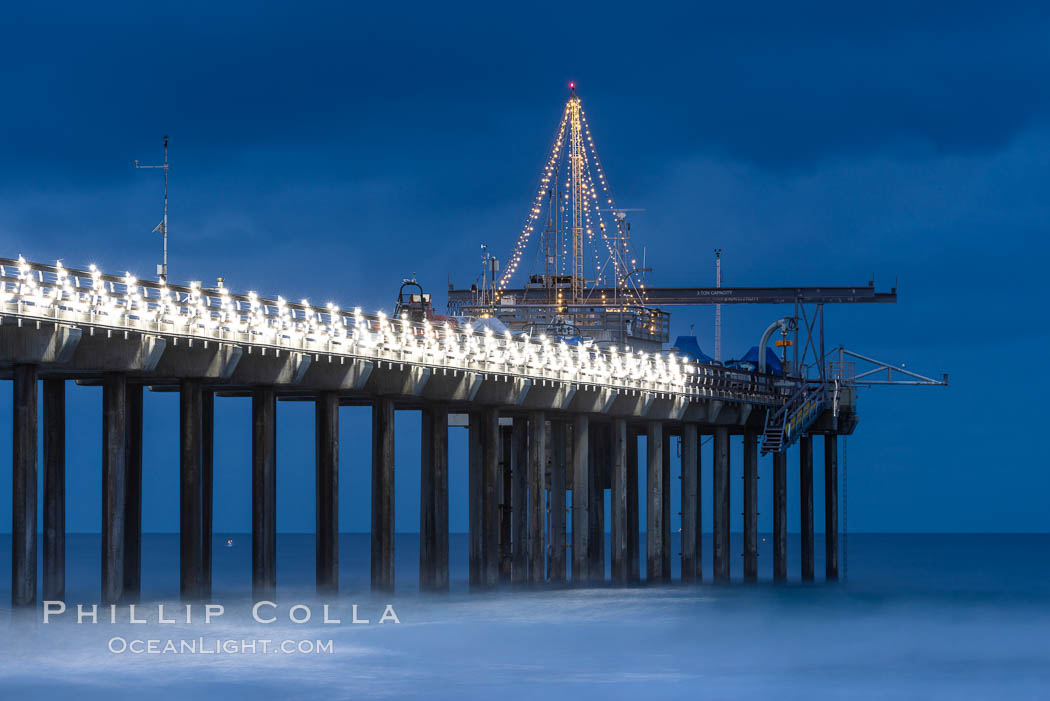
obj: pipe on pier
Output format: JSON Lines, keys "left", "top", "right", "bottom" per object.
{"left": 610, "top": 418, "right": 628, "bottom": 582}
{"left": 712, "top": 427, "right": 730, "bottom": 582}
{"left": 825, "top": 435, "right": 839, "bottom": 580}
{"left": 12, "top": 364, "right": 38, "bottom": 607}
{"left": 124, "top": 383, "right": 143, "bottom": 600}
{"left": 180, "top": 378, "right": 204, "bottom": 600}
{"left": 548, "top": 420, "right": 567, "bottom": 582}
{"left": 680, "top": 424, "right": 699, "bottom": 582}
{"left": 773, "top": 450, "right": 787, "bottom": 582}
{"left": 102, "top": 372, "right": 127, "bottom": 605}
{"left": 645, "top": 422, "right": 664, "bottom": 583}
{"left": 420, "top": 403, "right": 449, "bottom": 591}
{"left": 315, "top": 391, "right": 339, "bottom": 595}
{"left": 371, "top": 397, "right": 395, "bottom": 593}
{"left": 43, "top": 378, "right": 65, "bottom": 602}
{"left": 528, "top": 411, "right": 548, "bottom": 583}
{"left": 252, "top": 386, "right": 277, "bottom": 599}
{"left": 510, "top": 417, "right": 528, "bottom": 584}
{"left": 571, "top": 414, "right": 590, "bottom": 584}
{"left": 743, "top": 432, "right": 758, "bottom": 582}
{"left": 800, "top": 435, "right": 815, "bottom": 581}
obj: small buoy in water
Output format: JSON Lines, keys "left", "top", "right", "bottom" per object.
{"left": 225, "top": 538, "right": 235, "bottom": 548}
{"left": 761, "top": 537, "right": 766, "bottom": 542}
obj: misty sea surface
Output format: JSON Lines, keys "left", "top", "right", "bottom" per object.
{"left": 0, "top": 533, "right": 1047, "bottom": 699}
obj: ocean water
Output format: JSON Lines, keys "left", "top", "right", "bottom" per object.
{"left": 1, "top": 533, "right": 1048, "bottom": 699}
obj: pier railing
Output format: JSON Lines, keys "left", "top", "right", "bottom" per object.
{"left": 0, "top": 256, "right": 796, "bottom": 405}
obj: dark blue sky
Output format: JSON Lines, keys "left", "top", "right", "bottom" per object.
{"left": 1, "top": 2, "right": 1047, "bottom": 534}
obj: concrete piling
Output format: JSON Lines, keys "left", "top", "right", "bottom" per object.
{"left": 12, "top": 364, "right": 38, "bottom": 608}
{"left": 646, "top": 421, "right": 664, "bottom": 583}
{"left": 180, "top": 378, "right": 203, "bottom": 600}
{"left": 773, "top": 450, "right": 787, "bottom": 582}
{"left": 800, "top": 435, "right": 814, "bottom": 581}
{"left": 548, "top": 420, "right": 567, "bottom": 583}
{"left": 525, "top": 411, "right": 546, "bottom": 583}
{"left": 571, "top": 414, "right": 590, "bottom": 584}
{"left": 588, "top": 422, "right": 605, "bottom": 581}
{"left": 371, "top": 397, "right": 395, "bottom": 593}
{"left": 626, "top": 426, "right": 639, "bottom": 582}
{"left": 742, "top": 432, "right": 758, "bottom": 582}
{"left": 825, "top": 435, "right": 839, "bottom": 580}
{"left": 124, "top": 382, "right": 143, "bottom": 600}
{"left": 660, "top": 429, "right": 671, "bottom": 582}
{"left": 499, "top": 424, "right": 513, "bottom": 582}
{"left": 201, "top": 389, "right": 214, "bottom": 598}
{"left": 421, "top": 403, "right": 449, "bottom": 591}
{"left": 680, "top": 424, "right": 699, "bottom": 582}
{"left": 483, "top": 408, "right": 500, "bottom": 588}
{"left": 712, "top": 427, "right": 730, "bottom": 582}
{"left": 510, "top": 417, "right": 528, "bottom": 584}
{"left": 610, "top": 418, "right": 628, "bottom": 582}
{"left": 43, "top": 377, "right": 65, "bottom": 602}
{"left": 315, "top": 391, "right": 339, "bottom": 595}
{"left": 252, "top": 386, "right": 277, "bottom": 599}
{"left": 102, "top": 372, "right": 127, "bottom": 605}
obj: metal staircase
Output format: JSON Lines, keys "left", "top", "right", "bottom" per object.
{"left": 761, "top": 382, "right": 827, "bottom": 455}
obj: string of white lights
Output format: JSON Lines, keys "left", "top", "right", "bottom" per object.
{"left": 0, "top": 256, "right": 755, "bottom": 400}
{"left": 497, "top": 103, "right": 571, "bottom": 291}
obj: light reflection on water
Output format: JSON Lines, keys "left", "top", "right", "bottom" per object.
{"left": 1, "top": 534, "right": 1048, "bottom": 699}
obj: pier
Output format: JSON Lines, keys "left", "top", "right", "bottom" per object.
{"left": 1, "top": 256, "right": 869, "bottom": 606}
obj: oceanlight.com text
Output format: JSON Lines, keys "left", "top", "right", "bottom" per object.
{"left": 107, "top": 637, "right": 335, "bottom": 655}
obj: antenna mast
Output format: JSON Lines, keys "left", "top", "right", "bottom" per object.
{"left": 135, "top": 135, "right": 169, "bottom": 283}
{"left": 568, "top": 84, "right": 584, "bottom": 302}
{"left": 715, "top": 248, "right": 722, "bottom": 361}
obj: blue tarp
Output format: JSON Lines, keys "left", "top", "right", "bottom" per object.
{"left": 726, "top": 346, "right": 783, "bottom": 375}
{"left": 669, "top": 336, "right": 715, "bottom": 364}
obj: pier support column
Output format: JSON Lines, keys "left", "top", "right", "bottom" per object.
{"left": 483, "top": 408, "right": 500, "bottom": 588}
{"left": 124, "top": 383, "right": 143, "bottom": 600}
{"left": 468, "top": 408, "right": 500, "bottom": 589}
{"left": 626, "top": 426, "right": 640, "bottom": 582}
{"left": 420, "top": 404, "right": 449, "bottom": 591}
{"left": 661, "top": 429, "right": 671, "bottom": 582}
{"left": 712, "top": 427, "right": 730, "bottom": 582}
{"left": 201, "top": 389, "right": 213, "bottom": 599}
{"left": 43, "top": 378, "right": 65, "bottom": 602}
{"left": 571, "top": 414, "right": 590, "bottom": 584}
{"left": 800, "top": 435, "right": 815, "bottom": 581}
{"left": 528, "top": 411, "right": 548, "bottom": 583}
{"left": 252, "top": 386, "right": 277, "bottom": 600}
{"left": 588, "top": 422, "right": 605, "bottom": 581}
{"left": 646, "top": 422, "right": 664, "bottom": 583}
{"left": 12, "top": 364, "right": 38, "bottom": 608}
{"left": 742, "top": 432, "right": 758, "bottom": 582}
{"left": 548, "top": 420, "right": 567, "bottom": 583}
{"left": 315, "top": 391, "right": 339, "bottom": 595}
{"left": 102, "top": 372, "right": 127, "bottom": 605}
{"left": 180, "top": 379, "right": 204, "bottom": 600}
{"left": 371, "top": 398, "right": 395, "bottom": 593}
{"left": 773, "top": 450, "right": 787, "bottom": 582}
{"left": 611, "top": 418, "right": 628, "bottom": 583}
{"left": 499, "top": 424, "right": 513, "bottom": 582}
{"left": 510, "top": 417, "right": 528, "bottom": 584}
{"left": 825, "top": 435, "right": 839, "bottom": 581}
{"left": 680, "top": 424, "right": 699, "bottom": 582}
